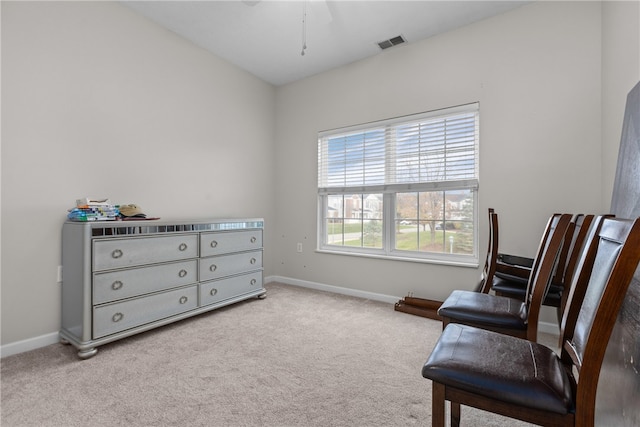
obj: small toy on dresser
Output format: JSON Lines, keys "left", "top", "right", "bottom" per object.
{"left": 118, "top": 204, "right": 160, "bottom": 221}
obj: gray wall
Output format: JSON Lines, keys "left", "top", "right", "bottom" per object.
{"left": 1, "top": 2, "right": 276, "bottom": 347}
{"left": 273, "top": 1, "right": 605, "bottom": 303}
{"left": 2, "top": 1, "right": 639, "bottom": 352}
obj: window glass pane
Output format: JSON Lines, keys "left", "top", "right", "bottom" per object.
{"left": 396, "top": 192, "right": 418, "bottom": 220}
{"left": 395, "top": 192, "right": 419, "bottom": 251}
{"left": 443, "top": 190, "right": 474, "bottom": 255}
{"left": 325, "top": 194, "right": 383, "bottom": 249}
{"left": 418, "top": 219, "right": 443, "bottom": 252}
{"left": 394, "top": 189, "right": 474, "bottom": 255}
{"left": 363, "top": 219, "right": 383, "bottom": 248}
{"left": 326, "top": 219, "right": 343, "bottom": 245}
{"left": 344, "top": 219, "right": 363, "bottom": 246}
{"left": 420, "top": 191, "right": 445, "bottom": 225}
{"left": 326, "top": 195, "right": 344, "bottom": 245}
{"left": 327, "top": 194, "right": 344, "bottom": 217}
{"left": 420, "top": 190, "right": 445, "bottom": 254}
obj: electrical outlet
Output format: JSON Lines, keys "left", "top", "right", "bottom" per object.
{"left": 57, "top": 265, "right": 63, "bottom": 283}
{"left": 297, "top": 243, "right": 303, "bottom": 253}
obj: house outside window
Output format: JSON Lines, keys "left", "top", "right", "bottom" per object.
{"left": 317, "top": 103, "right": 479, "bottom": 265}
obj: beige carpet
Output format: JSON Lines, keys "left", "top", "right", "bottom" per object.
{"left": 1, "top": 282, "right": 554, "bottom": 426}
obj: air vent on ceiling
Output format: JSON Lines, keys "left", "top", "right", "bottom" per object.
{"left": 377, "top": 35, "right": 406, "bottom": 50}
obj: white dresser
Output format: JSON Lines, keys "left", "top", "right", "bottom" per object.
{"left": 60, "top": 218, "right": 265, "bottom": 359}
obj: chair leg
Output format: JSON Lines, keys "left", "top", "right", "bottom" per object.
{"left": 432, "top": 382, "right": 446, "bottom": 427}
{"left": 451, "top": 401, "right": 461, "bottom": 427}
{"left": 441, "top": 316, "right": 450, "bottom": 331}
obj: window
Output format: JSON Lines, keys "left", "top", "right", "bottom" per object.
{"left": 317, "top": 103, "right": 479, "bottom": 265}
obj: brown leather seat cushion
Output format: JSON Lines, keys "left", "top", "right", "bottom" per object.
{"left": 437, "top": 290, "right": 527, "bottom": 330}
{"left": 422, "top": 323, "right": 574, "bottom": 414}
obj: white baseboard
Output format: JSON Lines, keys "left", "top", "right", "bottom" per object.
{"left": 1, "top": 278, "right": 400, "bottom": 358}
{"left": 265, "top": 275, "right": 401, "bottom": 305}
{"left": 1, "top": 278, "right": 558, "bottom": 358}
{"left": 1, "top": 331, "right": 60, "bottom": 359}
{"left": 266, "top": 275, "right": 560, "bottom": 339}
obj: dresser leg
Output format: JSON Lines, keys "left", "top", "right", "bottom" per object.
{"left": 257, "top": 293, "right": 267, "bottom": 299}
{"left": 78, "top": 348, "right": 98, "bottom": 359}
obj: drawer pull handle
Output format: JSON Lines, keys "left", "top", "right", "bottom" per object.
{"left": 178, "top": 269, "right": 187, "bottom": 278}
{"left": 210, "top": 288, "right": 218, "bottom": 296}
{"left": 111, "top": 249, "right": 123, "bottom": 259}
{"left": 178, "top": 243, "right": 188, "bottom": 251}
{"left": 210, "top": 240, "right": 218, "bottom": 248}
{"left": 179, "top": 296, "right": 188, "bottom": 304}
{"left": 112, "top": 312, "right": 124, "bottom": 323}
{"left": 250, "top": 279, "right": 257, "bottom": 286}
{"left": 209, "top": 264, "right": 217, "bottom": 272}
{"left": 251, "top": 236, "right": 257, "bottom": 243}
{"left": 250, "top": 258, "right": 256, "bottom": 264}
{"left": 112, "top": 280, "right": 123, "bottom": 290}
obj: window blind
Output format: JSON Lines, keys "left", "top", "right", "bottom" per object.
{"left": 318, "top": 103, "right": 479, "bottom": 194}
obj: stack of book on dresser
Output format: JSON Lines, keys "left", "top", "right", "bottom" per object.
{"left": 67, "top": 198, "right": 119, "bottom": 221}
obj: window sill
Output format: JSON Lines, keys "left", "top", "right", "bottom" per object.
{"left": 316, "top": 248, "right": 479, "bottom": 268}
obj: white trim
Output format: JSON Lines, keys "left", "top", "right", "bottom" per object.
{"left": 0, "top": 279, "right": 559, "bottom": 358}
{"left": 265, "top": 275, "right": 401, "bottom": 305}
{"left": 318, "top": 102, "right": 479, "bottom": 137}
{"left": 265, "top": 275, "right": 559, "bottom": 339}
{"left": 0, "top": 331, "right": 60, "bottom": 358}
{"left": 315, "top": 248, "right": 479, "bottom": 267}
{"left": 317, "top": 179, "right": 479, "bottom": 195}
{"left": 1, "top": 279, "right": 399, "bottom": 358}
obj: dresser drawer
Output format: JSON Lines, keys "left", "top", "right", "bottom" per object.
{"left": 200, "top": 272, "right": 263, "bottom": 306}
{"left": 199, "top": 250, "right": 262, "bottom": 281}
{"left": 200, "top": 230, "right": 262, "bottom": 257}
{"left": 93, "top": 285, "right": 198, "bottom": 339}
{"left": 93, "top": 260, "right": 198, "bottom": 304}
{"left": 93, "top": 234, "right": 198, "bottom": 271}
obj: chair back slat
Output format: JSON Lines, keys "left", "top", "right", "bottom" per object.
{"left": 522, "top": 214, "right": 572, "bottom": 336}
{"left": 525, "top": 214, "right": 571, "bottom": 341}
{"left": 559, "top": 215, "right": 608, "bottom": 364}
{"left": 551, "top": 214, "right": 580, "bottom": 285}
{"left": 561, "top": 215, "right": 597, "bottom": 293}
{"left": 556, "top": 214, "right": 601, "bottom": 344}
{"left": 478, "top": 209, "right": 499, "bottom": 293}
{"left": 524, "top": 214, "right": 566, "bottom": 300}
{"left": 522, "top": 214, "right": 559, "bottom": 296}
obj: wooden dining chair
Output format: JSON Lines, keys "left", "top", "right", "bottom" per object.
{"left": 422, "top": 216, "right": 640, "bottom": 427}
{"left": 493, "top": 214, "right": 597, "bottom": 321}
{"left": 437, "top": 213, "right": 572, "bottom": 341}
{"left": 475, "top": 208, "right": 499, "bottom": 294}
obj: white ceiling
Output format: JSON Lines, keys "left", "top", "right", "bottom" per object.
{"left": 122, "top": 0, "right": 531, "bottom": 86}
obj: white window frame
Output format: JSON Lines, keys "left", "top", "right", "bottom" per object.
{"left": 317, "top": 103, "right": 480, "bottom": 266}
